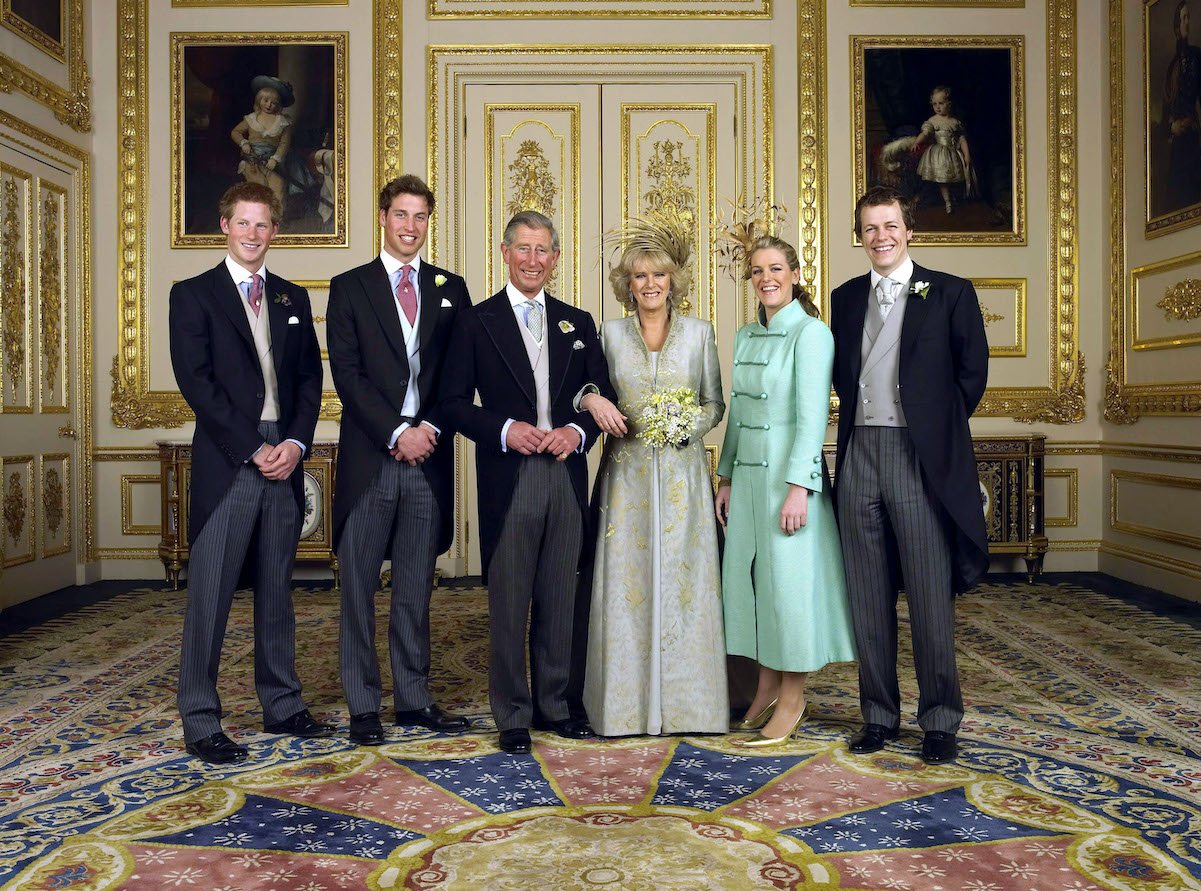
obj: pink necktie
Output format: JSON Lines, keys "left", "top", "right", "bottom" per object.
{"left": 248, "top": 273, "right": 263, "bottom": 317}
{"left": 396, "top": 265, "right": 417, "bottom": 325}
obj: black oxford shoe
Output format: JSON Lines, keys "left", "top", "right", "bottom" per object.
{"left": 265, "top": 709, "right": 336, "bottom": 738}
{"left": 186, "top": 731, "right": 249, "bottom": 765}
{"left": 395, "top": 703, "right": 470, "bottom": 733}
{"left": 498, "top": 728, "right": 532, "bottom": 754}
{"left": 349, "top": 712, "right": 386, "bottom": 746}
{"left": 921, "top": 731, "right": 958, "bottom": 765}
{"left": 848, "top": 723, "right": 901, "bottom": 754}
{"left": 533, "top": 717, "right": 594, "bottom": 739}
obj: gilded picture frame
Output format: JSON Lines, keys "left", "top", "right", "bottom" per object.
{"left": 0, "top": 0, "right": 89, "bottom": 131}
{"left": 851, "top": 36, "right": 1025, "bottom": 245}
{"left": 427, "top": 0, "right": 770, "bottom": 17}
{"left": 170, "top": 32, "right": 348, "bottom": 248}
{"left": 1144, "top": 0, "right": 1201, "bottom": 237}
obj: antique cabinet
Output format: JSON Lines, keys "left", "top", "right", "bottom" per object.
{"left": 157, "top": 440, "right": 338, "bottom": 588}
{"left": 972, "top": 434, "right": 1048, "bottom": 580}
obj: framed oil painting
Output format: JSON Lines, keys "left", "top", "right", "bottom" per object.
{"left": 1145, "top": 0, "right": 1201, "bottom": 237}
{"left": 2, "top": 0, "right": 65, "bottom": 61}
{"left": 852, "top": 36, "right": 1025, "bottom": 245}
{"left": 171, "top": 32, "right": 348, "bottom": 248}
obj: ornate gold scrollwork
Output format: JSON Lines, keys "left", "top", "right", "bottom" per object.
{"left": 43, "top": 468, "right": 63, "bottom": 535}
{"left": 1014, "top": 351, "right": 1087, "bottom": 425}
{"left": 39, "top": 189, "right": 62, "bottom": 390}
{"left": 2, "top": 175, "right": 25, "bottom": 396}
{"left": 4, "top": 471, "right": 25, "bottom": 544}
{"left": 0, "top": 0, "right": 91, "bottom": 132}
{"left": 1104, "top": 353, "right": 1138, "bottom": 425}
{"left": 1157, "top": 280, "right": 1201, "bottom": 322}
{"left": 980, "top": 304, "right": 1004, "bottom": 326}
{"left": 643, "top": 139, "right": 698, "bottom": 314}
{"left": 506, "top": 139, "right": 558, "bottom": 218}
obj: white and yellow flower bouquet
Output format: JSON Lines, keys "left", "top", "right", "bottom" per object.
{"left": 636, "top": 386, "right": 701, "bottom": 449}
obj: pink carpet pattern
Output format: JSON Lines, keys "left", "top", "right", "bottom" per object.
{"left": 1, "top": 582, "right": 1199, "bottom": 889}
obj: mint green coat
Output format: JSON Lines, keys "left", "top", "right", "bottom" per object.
{"left": 717, "top": 299, "right": 857, "bottom": 672}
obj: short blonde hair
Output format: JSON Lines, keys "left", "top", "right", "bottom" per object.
{"left": 608, "top": 247, "right": 692, "bottom": 312}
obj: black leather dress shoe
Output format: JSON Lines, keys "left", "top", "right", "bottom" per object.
{"left": 848, "top": 723, "right": 901, "bottom": 754}
{"left": 186, "top": 731, "right": 248, "bottom": 764}
{"left": 349, "top": 712, "right": 386, "bottom": 746}
{"left": 395, "top": 703, "right": 469, "bottom": 733}
{"left": 265, "top": 709, "right": 336, "bottom": 738}
{"left": 921, "top": 731, "right": 958, "bottom": 765}
{"left": 498, "top": 728, "right": 532, "bottom": 754}
{"left": 532, "top": 717, "right": 594, "bottom": 739}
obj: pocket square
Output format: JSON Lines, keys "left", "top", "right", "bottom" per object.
{"left": 572, "top": 339, "right": 585, "bottom": 350}
{"left": 440, "top": 298, "right": 452, "bottom": 308}
{"left": 287, "top": 316, "right": 300, "bottom": 325}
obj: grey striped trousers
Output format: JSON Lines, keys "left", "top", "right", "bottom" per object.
{"left": 835, "top": 425, "right": 963, "bottom": 733}
{"left": 338, "top": 458, "right": 440, "bottom": 716}
{"left": 488, "top": 456, "right": 581, "bottom": 731}
{"left": 177, "top": 421, "right": 306, "bottom": 743}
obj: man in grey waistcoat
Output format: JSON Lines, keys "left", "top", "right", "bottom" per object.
{"left": 830, "top": 186, "right": 989, "bottom": 765}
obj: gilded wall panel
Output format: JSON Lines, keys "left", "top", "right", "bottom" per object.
{"left": 484, "top": 108, "right": 580, "bottom": 303}
{"left": 428, "top": 0, "right": 770, "bottom": 17}
{"left": 39, "top": 452, "right": 70, "bottom": 557}
{"left": 1044, "top": 467, "right": 1078, "bottom": 527}
{"left": 0, "top": 0, "right": 89, "bottom": 131}
{"left": 1107, "top": 0, "right": 1201, "bottom": 419}
{"left": 1110, "top": 469, "right": 1201, "bottom": 551}
{"left": 1, "top": 163, "right": 32, "bottom": 413}
{"left": 621, "top": 106, "right": 717, "bottom": 320}
{"left": 1, "top": 454, "right": 34, "bottom": 567}
{"left": 120, "top": 473, "right": 161, "bottom": 537}
{"left": 37, "top": 180, "right": 67, "bottom": 413}
{"left": 974, "top": 278, "right": 1026, "bottom": 358}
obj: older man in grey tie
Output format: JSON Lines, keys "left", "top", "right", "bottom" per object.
{"left": 829, "top": 186, "right": 989, "bottom": 766}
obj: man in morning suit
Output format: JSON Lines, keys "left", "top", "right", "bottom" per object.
{"left": 327, "top": 175, "right": 472, "bottom": 746}
{"left": 830, "top": 186, "right": 989, "bottom": 765}
{"left": 439, "top": 210, "right": 616, "bottom": 754}
{"left": 171, "top": 181, "right": 333, "bottom": 764}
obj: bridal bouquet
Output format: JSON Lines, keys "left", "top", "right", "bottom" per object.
{"left": 637, "top": 386, "right": 701, "bottom": 449}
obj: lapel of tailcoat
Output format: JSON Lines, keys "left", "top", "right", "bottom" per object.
{"left": 480, "top": 290, "right": 537, "bottom": 406}
{"left": 364, "top": 258, "right": 409, "bottom": 363}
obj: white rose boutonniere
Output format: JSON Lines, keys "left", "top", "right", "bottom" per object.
{"left": 558, "top": 320, "right": 575, "bottom": 334}
{"left": 910, "top": 280, "right": 931, "bottom": 299}
{"left": 434, "top": 274, "right": 447, "bottom": 287}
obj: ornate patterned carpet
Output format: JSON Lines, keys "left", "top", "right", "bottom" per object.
{"left": 1, "top": 580, "right": 1199, "bottom": 890}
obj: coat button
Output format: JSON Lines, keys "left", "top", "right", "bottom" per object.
{"left": 764, "top": 424, "right": 771, "bottom": 430}
{"left": 810, "top": 471, "right": 820, "bottom": 479}
{"left": 760, "top": 392, "right": 768, "bottom": 399}
{"left": 812, "top": 456, "right": 820, "bottom": 463}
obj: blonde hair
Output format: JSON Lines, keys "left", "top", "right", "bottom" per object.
{"left": 745, "top": 235, "right": 819, "bottom": 319}
{"left": 608, "top": 247, "right": 692, "bottom": 313}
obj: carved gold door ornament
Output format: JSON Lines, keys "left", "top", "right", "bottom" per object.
{"left": 1157, "top": 280, "right": 1201, "bottom": 322}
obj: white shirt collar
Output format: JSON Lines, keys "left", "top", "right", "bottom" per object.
{"left": 506, "top": 281, "right": 545, "bottom": 309}
{"left": 870, "top": 255, "right": 914, "bottom": 291}
{"left": 380, "top": 250, "right": 423, "bottom": 279}
{"left": 225, "top": 254, "right": 267, "bottom": 287}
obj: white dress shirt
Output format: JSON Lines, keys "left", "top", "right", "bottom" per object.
{"left": 380, "top": 250, "right": 436, "bottom": 448}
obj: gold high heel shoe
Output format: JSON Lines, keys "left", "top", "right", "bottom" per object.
{"left": 735, "top": 702, "right": 809, "bottom": 748}
{"left": 731, "top": 698, "right": 778, "bottom": 732}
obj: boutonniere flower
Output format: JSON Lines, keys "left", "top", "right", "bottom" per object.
{"left": 434, "top": 274, "right": 447, "bottom": 287}
{"left": 273, "top": 292, "right": 292, "bottom": 307}
{"left": 572, "top": 339, "right": 585, "bottom": 351}
{"left": 910, "top": 281, "right": 931, "bottom": 299}
{"left": 559, "top": 320, "right": 575, "bottom": 334}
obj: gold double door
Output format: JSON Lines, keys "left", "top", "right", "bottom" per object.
{"left": 0, "top": 137, "right": 84, "bottom": 607}
{"left": 438, "top": 81, "right": 745, "bottom": 575}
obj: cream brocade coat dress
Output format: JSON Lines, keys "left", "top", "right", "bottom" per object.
{"left": 583, "top": 313, "right": 729, "bottom": 736}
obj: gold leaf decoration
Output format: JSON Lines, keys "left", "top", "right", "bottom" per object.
{"left": 642, "top": 140, "right": 698, "bottom": 313}
{"left": 1016, "top": 351, "right": 1087, "bottom": 424}
{"left": 1156, "top": 280, "right": 1201, "bottom": 322}
{"left": 2, "top": 176, "right": 25, "bottom": 396}
{"left": 506, "top": 139, "right": 557, "bottom": 218}
{"left": 1104, "top": 353, "right": 1137, "bottom": 425}
{"left": 40, "top": 190, "right": 63, "bottom": 389}
{"left": 43, "top": 468, "right": 64, "bottom": 536}
{"left": 4, "top": 471, "right": 25, "bottom": 544}
{"left": 980, "top": 303, "right": 1005, "bottom": 326}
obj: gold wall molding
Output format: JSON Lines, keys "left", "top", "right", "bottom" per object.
{"left": 974, "top": 277, "right": 1026, "bottom": 358}
{"left": 40, "top": 452, "right": 70, "bottom": 557}
{"left": 1051, "top": 539, "right": 1102, "bottom": 552}
{"left": 173, "top": 0, "right": 348, "bottom": 5}
{"left": 1, "top": 163, "right": 31, "bottom": 412}
{"left": 0, "top": 0, "right": 90, "bottom": 132}
{"left": 38, "top": 181, "right": 66, "bottom": 411}
{"left": 2, "top": 0, "right": 66, "bottom": 61}
{"left": 120, "top": 473, "right": 161, "bottom": 536}
{"left": 0, "top": 111, "right": 92, "bottom": 561}
{"left": 1107, "top": 0, "right": 1201, "bottom": 419}
{"left": 796, "top": 0, "right": 825, "bottom": 304}
{"left": 94, "top": 447, "right": 157, "bottom": 461}
{"left": 1110, "top": 469, "right": 1201, "bottom": 551}
{"left": 2, "top": 454, "right": 33, "bottom": 567}
{"left": 1047, "top": 440, "right": 1201, "bottom": 464}
{"left": 850, "top": 0, "right": 1022, "bottom": 5}
{"left": 373, "top": 0, "right": 402, "bottom": 256}
{"left": 427, "top": 0, "right": 771, "bottom": 17}
{"left": 1044, "top": 467, "right": 1078, "bottom": 528}
{"left": 1100, "top": 540, "right": 1201, "bottom": 581}
{"left": 1157, "top": 279, "right": 1201, "bottom": 322}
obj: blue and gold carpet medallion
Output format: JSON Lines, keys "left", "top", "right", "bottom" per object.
{"left": 1, "top": 583, "right": 1199, "bottom": 889}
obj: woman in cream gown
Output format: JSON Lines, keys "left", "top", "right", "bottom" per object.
{"left": 579, "top": 226, "right": 728, "bottom": 736}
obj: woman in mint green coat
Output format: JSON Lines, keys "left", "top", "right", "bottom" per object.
{"left": 715, "top": 235, "right": 857, "bottom": 747}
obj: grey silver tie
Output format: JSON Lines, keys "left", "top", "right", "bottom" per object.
{"left": 876, "top": 278, "right": 897, "bottom": 320}
{"left": 524, "top": 300, "right": 544, "bottom": 341}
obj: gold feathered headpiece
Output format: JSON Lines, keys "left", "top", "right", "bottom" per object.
{"left": 715, "top": 194, "right": 788, "bottom": 282}
{"left": 604, "top": 215, "right": 693, "bottom": 271}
